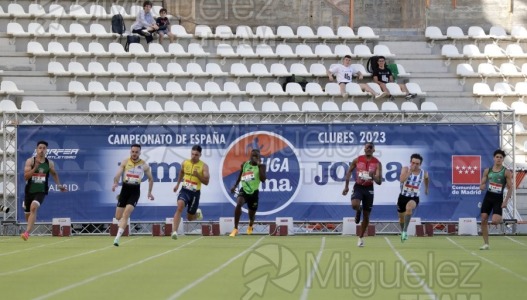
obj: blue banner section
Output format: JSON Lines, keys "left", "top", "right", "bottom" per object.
{"left": 17, "top": 124, "right": 499, "bottom": 222}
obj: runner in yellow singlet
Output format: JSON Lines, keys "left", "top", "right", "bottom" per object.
{"left": 171, "top": 145, "right": 210, "bottom": 240}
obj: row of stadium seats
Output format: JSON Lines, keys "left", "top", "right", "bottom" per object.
{"left": 87, "top": 99, "right": 438, "bottom": 114}
{"left": 426, "top": 25, "right": 522, "bottom": 42}
{"left": 49, "top": 61, "right": 409, "bottom": 80}
{"left": 0, "top": 99, "right": 42, "bottom": 112}
{"left": 0, "top": 3, "right": 167, "bottom": 20}
{"left": 442, "top": 43, "right": 527, "bottom": 60}
{"left": 27, "top": 41, "right": 395, "bottom": 59}
{"left": 473, "top": 82, "right": 527, "bottom": 97}
{"left": 68, "top": 81, "right": 426, "bottom": 99}
{"left": 456, "top": 62, "right": 527, "bottom": 79}
{"left": 8, "top": 22, "right": 120, "bottom": 39}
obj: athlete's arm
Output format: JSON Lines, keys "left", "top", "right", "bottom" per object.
{"left": 374, "top": 162, "right": 383, "bottom": 185}
{"left": 112, "top": 158, "right": 127, "bottom": 192}
{"left": 479, "top": 168, "right": 489, "bottom": 191}
{"left": 258, "top": 163, "right": 267, "bottom": 181}
{"left": 424, "top": 171, "right": 429, "bottom": 195}
{"left": 23, "top": 157, "right": 38, "bottom": 181}
{"left": 342, "top": 158, "right": 358, "bottom": 195}
{"left": 231, "top": 163, "right": 244, "bottom": 193}
{"left": 173, "top": 162, "right": 185, "bottom": 192}
{"left": 143, "top": 163, "right": 155, "bottom": 200}
{"left": 198, "top": 163, "right": 210, "bottom": 185}
{"left": 503, "top": 169, "right": 513, "bottom": 207}
{"left": 49, "top": 160, "right": 67, "bottom": 191}
{"left": 399, "top": 166, "right": 410, "bottom": 183}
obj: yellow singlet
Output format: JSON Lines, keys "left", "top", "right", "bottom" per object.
{"left": 181, "top": 160, "right": 204, "bottom": 191}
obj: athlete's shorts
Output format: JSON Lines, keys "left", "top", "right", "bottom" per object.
{"left": 397, "top": 194, "right": 420, "bottom": 213}
{"left": 351, "top": 184, "right": 374, "bottom": 212}
{"left": 480, "top": 192, "right": 504, "bottom": 216}
{"left": 117, "top": 184, "right": 140, "bottom": 208}
{"left": 178, "top": 188, "right": 201, "bottom": 215}
{"left": 158, "top": 29, "right": 169, "bottom": 35}
{"left": 24, "top": 192, "right": 46, "bottom": 213}
{"left": 238, "top": 189, "right": 259, "bottom": 211}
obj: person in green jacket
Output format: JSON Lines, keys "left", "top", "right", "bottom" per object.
{"left": 229, "top": 149, "right": 267, "bottom": 237}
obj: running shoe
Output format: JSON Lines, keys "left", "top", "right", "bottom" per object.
{"left": 113, "top": 237, "right": 119, "bottom": 247}
{"left": 357, "top": 237, "right": 364, "bottom": 247}
{"left": 247, "top": 226, "right": 253, "bottom": 235}
{"left": 20, "top": 231, "right": 29, "bottom": 241}
{"left": 229, "top": 228, "right": 238, "bottom": 237}
{"left": 479, "top": 244, "right": 489, "bottom": 250}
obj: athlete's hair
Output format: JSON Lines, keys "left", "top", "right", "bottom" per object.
{"left": 493, "top": 149, "right": 506, "bottom": 158}
{"left": 410, "top": 153, "right": 423, "bottom": 164}
{"left": 131, "top": 143, "right": 141, "bottom": 149}
{"left": 37, "top": 140, "right": 48, "bottom": 147}
{"left": 192, "top": 145, "right": 202, "bottom": 153}
{"left": 344, "top": 54, "right": 352, "bottom": 60}
{"left": 365, "top": 142, "right": 374, "bottom": 147}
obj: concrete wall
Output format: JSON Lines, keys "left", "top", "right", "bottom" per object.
{"left": 166, "top": 0, "right": 527, "bottom": 32}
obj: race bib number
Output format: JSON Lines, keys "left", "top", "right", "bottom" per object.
{"left": 183, "top": 179, "right": 198, "bottom": 191}
{"left": 242, "top": 171, "right": 255, "bottom": 182}
{"left": 359, "top": 171, "right": 371, "bottom": 180}
{"left": 32, "top": 173, "right": 46, "bottom": 184}
{"left": 403, "top": 183, "right": 418, "bottom": 194}
{"left": 488, "top": 182, "right": 502, "bottom": 193}
{"left": 124, "top": 172, "right": 141, "bottom": 184}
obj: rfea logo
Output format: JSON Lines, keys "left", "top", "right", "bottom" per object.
{"left": 220, "top": 131, "right": 302, "bottom": 215}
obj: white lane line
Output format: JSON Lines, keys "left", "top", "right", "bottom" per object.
{"left": 300, "top": 237, "right": 326, "bottom": 300}
{"left": 167, "top": 237, "right": 266, "bottom": 300}
{"left": 505, "top": 236, "right": 527, "bottom": 247}
{"left": 447, "top": 237, "right": 527, "bottom": 282}
{"left": 33, "top": 237, "right": 203, "bottom": 300}
{"left": 0, "top": 238, "right": 75, "bottom": 257}
{"left": 0, "top": 237, "right": 143, "bottom": 276}
{"left": 385, "top": 237, "right": 436, "bottom": 298}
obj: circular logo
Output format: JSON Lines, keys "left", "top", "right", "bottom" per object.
{"left": 242, "top": 244, "right": 300, "bottom": 295}
{"left": 220, "top": 131, "right": 302, "bottom": 215}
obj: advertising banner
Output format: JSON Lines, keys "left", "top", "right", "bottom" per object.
{"left": 17, "top": 124, "right": 499, "bottom": 222}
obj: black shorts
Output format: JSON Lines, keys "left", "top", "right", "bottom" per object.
{"left": 117, "top": 184, "right": 140, "bottom": 208}
{"left": 24, "top": 192, "right": 46, "bottom": 213}
{"left": 239, "top": 189, "right": 259, "bottom": 211}
{"left": 178, "top": 188, "right": 201, "bottom": 215}
{"left": 351, "top": 184, "right": 374, "bottom": 212}
{"left": 397, "top": 194, "right": 420, "bottom": 213}
{"left": 480, "top": 192, "right": 504, "bottom": 216}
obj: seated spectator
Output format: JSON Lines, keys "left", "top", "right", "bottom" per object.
{"left": 131, "top": 0, "right": 159, "bottom": 44}
{"left": 372, "top": 56, "right": 416, "bottom": 101}
{"left": 156, "top": 8, "right": 175, "bottom": 43}
{"left": 327, "top": 55, "right": 382, "bottom": 99}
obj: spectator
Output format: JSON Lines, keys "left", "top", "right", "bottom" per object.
{"left": 156, "top": 8, "right": 175, "bottom": 43}
{"left": 328, "top": 55, "right": 382, "bottom": 99}
{"left": 131, "top": 1, "right": 159, "bottom": 44}
{"left": 372, "top": 56, "right": 416, "bottom": 101}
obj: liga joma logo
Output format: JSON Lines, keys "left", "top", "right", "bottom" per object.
{"left": 220, "top": 131, "right": 302, "bottom": 215}
{"left": 452, "top": 155, "right": 481, "bottom": 185}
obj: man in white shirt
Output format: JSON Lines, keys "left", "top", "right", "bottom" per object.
{"left": 131, "top": 1, "right": 159, "bottom": 44}
{"left": 327, "top": 55, "right": 382, "bottom": 98}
